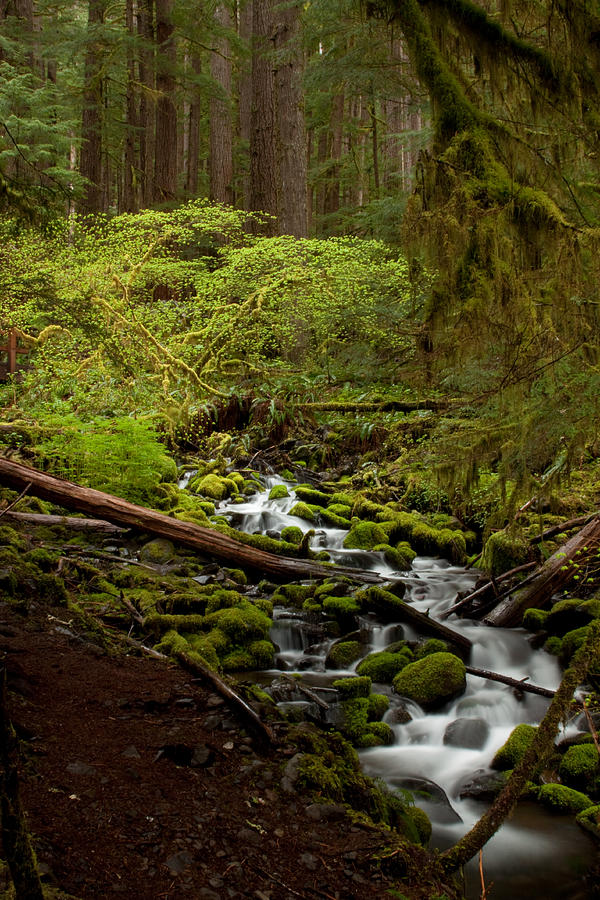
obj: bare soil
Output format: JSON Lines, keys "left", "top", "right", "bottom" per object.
{"left": 0, "top": 601, "right": 434, "bottom": 900}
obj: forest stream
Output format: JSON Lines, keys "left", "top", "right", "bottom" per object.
{"left": 210, "top": 473, "right": 596, "bottom": 900}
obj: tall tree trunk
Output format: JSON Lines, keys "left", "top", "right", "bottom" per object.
{"left": 138, "top": 0, "right": 155, "bottom": 206}
{"left": 249, "top": 0, "right": 278, "bottom": 233}
{"left": 273, "top": 0, "right": 307, "bottom": 236}
{"left": 322, "top": 90, "right": 344, "bottom": 228}
{"left": 209, "top": 2, "right": 234, "bottom": 204}
{"left": 185, "top": 51, "right": 202, "bottom": 196}
{"left": 238, "top": 0, "right": 253, "bottom": 209}
{"left": 153, "top": 0, "right": 177, "bottom": 203}
{"left": 123, "top": 0, "right": 138, "bottom": 212}
{"left": 80, "top": 0, "right": 107, "bottom": 214}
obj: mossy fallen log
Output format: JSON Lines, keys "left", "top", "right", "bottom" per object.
{"left": 5, "top": 511, "right": 127, "bottom": 535}
{"left": 484, "top": 515, "right": 600, "bottom": 627}
{"left": 0, "top": 456, "right": 383, "bottom": 583}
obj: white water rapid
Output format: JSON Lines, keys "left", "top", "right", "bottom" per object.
{"left": 213, "top": 475, "right": 595, "bottom": 899}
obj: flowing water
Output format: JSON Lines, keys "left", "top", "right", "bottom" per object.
{"left": 211, "top": 475, "right": 595, "bottom": 898}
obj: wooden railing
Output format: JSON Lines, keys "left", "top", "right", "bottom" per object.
{"left": 0, "top": 328, "right": 31, "bottom": 380}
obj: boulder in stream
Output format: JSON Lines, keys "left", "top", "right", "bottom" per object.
{"left": 443, "top": 716, "right": 490, "bottom": 750}
{"left": 392, "top": 652, "right": 466, "bottom": 710}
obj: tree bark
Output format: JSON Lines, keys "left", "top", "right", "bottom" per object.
{"left": 0, "top": 456, "right": 384, "bottom": 583}
{"left": 464, "top": 664, "right": 554, "bottom": 698}
{"left": 137, "top": 0, "right": 155, "bottom": 206}
{"left": 4, "top": 511, "right": 127, "bottom": 534}
{"left": 80, "top": 0, "right": 108, "bottom": 214}
{"left": 249, "top": 0, "right": 278, "bottom": 232}
{"left": 273, "top": 0, "right": 307, "bottom": 237}
{"left": 209, "top": 2, "right": 234, "bottom": 205}
{"left": 185, "top": 50, "right": 202, "bottom": 196}
{"left": 484, "top": 516, "right": 600, "bottom": 627}
{"left": 122, "top": 0, "right": 138, "bottom": 212}
{"left": 153, "top": 0, "right": 177, "bottom": 203}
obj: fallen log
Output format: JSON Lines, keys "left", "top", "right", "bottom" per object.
{"left": 464, "top": 665, "right": 554, "bottom": 698}
{"left": 441, "top": 562, "right": 537, "bottom": 620}
{"left": 0, "top": 456, "right": 382, "bottom": 584}
{"left": 484, "top": 515, "right": 600, "bottom": 627}
{"left": 172, "top": 646, "right": 276, "bottom": 747}
{"left": 529, "top": 511, "right": 600, "bottom": 545}
{"left": 5, "top": 511, "right": 128, "bottom": 535}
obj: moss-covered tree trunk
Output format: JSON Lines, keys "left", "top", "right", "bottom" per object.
{"left": 0, "top": 666, "right": 44, "bottom": 899}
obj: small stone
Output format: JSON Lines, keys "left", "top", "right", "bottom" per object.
{"left": 305, "top": 803, "right": 346, "bottom": 822}
{"left": 203, "top": 714, "right": 222, "bottom": 730}
{"left": 66, "top": 761, "right": 96, "bottom": 776}
{"left": 207, "top": 694, "right": 225, "bottom": 707}
{"left": 223, "top": 741, "right": 234, "bottom": 751}
{"left": 121, "top": 745, "right": 141, "bottom": 759}
{"left": 301, "top": 853, "right": 318, "bottom": 871}
{"left": 166, "top": 851, "right": 193, "bottom": 874}
{"left": 191, "top": 746, "right": 213, "bottom": 767}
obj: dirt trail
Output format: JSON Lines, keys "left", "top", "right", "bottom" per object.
{"left": 0, "top": 601, "right": 411, "bottom": 900}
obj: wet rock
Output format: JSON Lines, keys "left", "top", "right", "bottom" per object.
{"left": 391, "top": 776, "right": 462, "bottom": 825}
{"left": 443, "top": 717, "right": 490, "bottom": 750}
{"left": 458, "top": 769, "right": 508, "bottom": 801}
{"left": 386, "top": 703, "right": 412, "bottom": 725}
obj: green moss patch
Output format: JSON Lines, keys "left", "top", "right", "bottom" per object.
{"left": 537, "top": 783, "right": 593, "bottom": 815}
{"left": 357, "top": 649, "right": 413, "bottom": 682}
{"left": 491, "top": 724, "right": 537, "bottom": 770}
{"left": 392, "top": 652, "right": 466, "bottom": 710}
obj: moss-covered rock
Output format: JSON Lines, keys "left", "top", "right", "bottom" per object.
{"left": 367, "top": 692, "right": 390, "bottom": 721}
{"left": 204, "top": 601, "right": 272, "bottom": 643}
{"left": 560, "top": 626, "right": 591, "bottom": 663}
{"left": 523, "top": 608, "right": 550, "bottom": 631}
{"left": 326, "top": 502, "right": 353, "bottom": 519}
{"left": 294, "top": 486, "right": 330, "bottom": 507}
{"left": 355, "top": 585, "right": 406, "bottom": 621}
{"left": 491, "top": 724, "right": 537, "bottom": 770}
{"left": 351, "top": 498, "right": 385, "bottom": 520}
{"left": 269, "top": 484, "right": 289, "bottom": 500}
{"left": 140, "top": 538, "right": 176, "bottom": 565}
{"left": 537, "top": 783, "right": 593, "bottom": 815}
{"left": 392, "top": 652, "right": 466, "bottom": 710}
{"left": 320, "top": 507, "right": 352, "bottom": 528}
{"left": 576, "top": 804, "right": 600, "bottom": 839}
{"left": 280, "top": 526, "right": 303, "bottom": 545}
{"left": 414, "top": 638, "right": 449, "bottom": 660}
{"left": 289, "top": 501, "right": 317, "bottom": 522}
{"left": 482, "top": 529, "right": 529, "bottom": 576}
{"left": 190, "top": 473, "right": 232, "bottom": 501}
{"left": 322, "top": 595, "right": 361, "bottom": 630}
{"left": 559, "top": 744, "right": 600, "bottom": 793}
{"left": 325, "top": 640, "right": 362, "bottom": 669}
{"left": 343, "top": 520, "right": 388, "bottom": 551}
{"left": 333, "top": 675, "right": 372, "bottom": 699}
{"left": 356, "top": 649, "right": 413, "bottom": 683}
{"left": 405, "top": 806, "right": 432, "bottom": 845}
